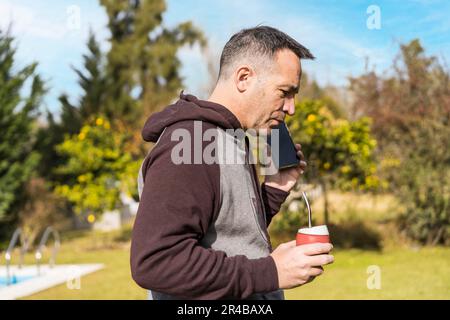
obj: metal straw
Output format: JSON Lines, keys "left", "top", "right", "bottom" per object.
{"left": 301, "top": 191, "right": 312, "bottom": 228}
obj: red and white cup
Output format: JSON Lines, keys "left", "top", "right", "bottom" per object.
{"left": 296, "top": 225, "right": 330, "bottom": 246}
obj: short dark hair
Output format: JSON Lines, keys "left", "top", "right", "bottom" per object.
{"left": 218, "top": 25, "right": 315, "bottom": 79}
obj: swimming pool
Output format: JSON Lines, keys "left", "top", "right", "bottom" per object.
{"left": 0, "top": 264, "right": 104, "bottom": 299}
{"left": 0, "top": 274, "right": 36, "bottom": 288}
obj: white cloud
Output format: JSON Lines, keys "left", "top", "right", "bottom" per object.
{"left": 0, "top": 1, "right": 68, "bottom": 39}
{"left": 0, "top": 1, "right": 109, "bottom": 46}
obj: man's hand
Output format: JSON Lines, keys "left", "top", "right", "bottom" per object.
{"left": 270, "top": 240, "right": 334, "bottom": 289}
{"left": 264, "top": 143, "right": 307, "bottom": 192}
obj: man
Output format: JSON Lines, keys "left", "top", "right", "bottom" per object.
{"left": 131, "top": 26, "right": 334, "bottom": 300}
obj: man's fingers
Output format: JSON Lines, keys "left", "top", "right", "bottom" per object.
{"left": 305, "top": 276, "right": 316, "bottom": 284}
{"left": 294, "top": 143, "right": 307, "bottom": 171}
{"left": 308, "top": 267, "right": 324, "bottom": 277}
{"left": 297, "top": 243, "right": 333, "bottom": 256}
{"left": 305, "top": 254, "right": 335, "bottom": 267}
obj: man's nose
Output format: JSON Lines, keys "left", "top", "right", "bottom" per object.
{"left": 283, "top": 97, "right": 295, "bottom": 116}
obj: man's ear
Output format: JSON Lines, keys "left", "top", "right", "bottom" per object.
{"left": 234, "top": 65, "right": 254, "bottom": 93}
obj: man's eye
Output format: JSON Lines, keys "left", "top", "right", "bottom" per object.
{"left": 280, "top": 90, "right": 288, "bottom": 97}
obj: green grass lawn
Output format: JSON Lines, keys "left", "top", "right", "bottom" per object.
{"left": 285, "top": 247, "right": 450, "bottom": 299}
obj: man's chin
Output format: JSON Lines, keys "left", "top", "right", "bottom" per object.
{"left": 254, "top": 120, "right": 280, "bottom": 134}
{"left": 249, "top": 120, "right": 281, "bottom": 133}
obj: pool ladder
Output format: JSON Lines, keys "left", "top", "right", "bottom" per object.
{"left": 4, "top": 228, "right": 30, "bottom": 286}
{"left": 3, "top": 226, "right": 60, "bottom": 285}
{"left": 35, "top": 227, "right": 61, "bottom": 276}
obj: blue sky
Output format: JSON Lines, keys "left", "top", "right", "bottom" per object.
{"left": 1, "top": 0, "right": 449, "bottom": 114}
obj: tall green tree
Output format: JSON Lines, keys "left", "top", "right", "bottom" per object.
{"left": 36, "top": 32, "right": 105, "bottom": 180}
{"left": 59, "top": 31, "right": 106, "bottom": 129}
{"left": 0, "top": 29, "right": 45, "bottom": 236}
{"left": 100, "top": 0, "right": 206, "bottom": 130}
{"left": 41, "top": 0, "right": 206, "bottom": 180}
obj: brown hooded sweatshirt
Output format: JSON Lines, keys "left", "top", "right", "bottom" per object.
{"left": 130, "top": 91, "right": 289, "bottom": 299}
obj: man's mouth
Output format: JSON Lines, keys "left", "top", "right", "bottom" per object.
{"left": 268, "top": 112, "right": 286, "bottom": 128}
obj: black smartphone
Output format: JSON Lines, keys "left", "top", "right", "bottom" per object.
{"left": 267, "top": 122, "right": 300, "bottom": 170}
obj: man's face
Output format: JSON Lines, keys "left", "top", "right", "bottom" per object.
{"left": 248, "top": 49, "right": 302, "bottom": 131}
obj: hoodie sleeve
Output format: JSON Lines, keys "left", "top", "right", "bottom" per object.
{"left": 130, "top": 121, "right": 279, "bottom": 299}
{"left": 261, "top": 183, "right": 290, "bottom": 227}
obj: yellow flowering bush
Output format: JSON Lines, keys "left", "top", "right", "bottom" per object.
{"left": 54, "top": 117, "right": 141, "bottom": 217}
{"left": 286, "top": 99, "right": 383, "bottom": 192}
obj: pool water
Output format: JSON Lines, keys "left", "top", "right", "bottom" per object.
{"left": 0, "top": 274, "right": 36, "bottom": 288}
{"left": 0, "top": 264, "right": 104, "bottom": 299}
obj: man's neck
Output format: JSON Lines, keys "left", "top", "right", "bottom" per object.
{"left": 208, "top": 87, "right": 247, "bottom": 129}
